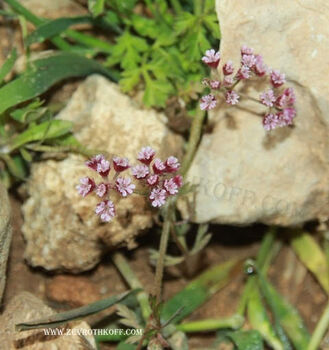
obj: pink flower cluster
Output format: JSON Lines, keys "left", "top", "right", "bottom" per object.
{"left": 76, "top": 147, "right": 183, "bottom": 222}
{"left": 200, "top": 46, "right": 297, "bottom": 131}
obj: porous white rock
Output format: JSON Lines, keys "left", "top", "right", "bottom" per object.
{"left": 22, "top": 75, "right": 183, "bottom": 272}
{"left": 0, "top": 292, "right": 96, "bottom": 349}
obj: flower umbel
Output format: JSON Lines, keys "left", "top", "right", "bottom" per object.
{"left": 77, "top": 148, "right": 183, "bottom": 222}
{"left": 200, "top": 46, "right": 297, "bottom": 131}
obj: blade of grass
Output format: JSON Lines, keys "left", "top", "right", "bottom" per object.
{"left": 0, "top": 51, "right": 116, "bottom": 117}
{"left": 291, "top": 231, "right": 329, "bottom": 294}
{"left": 25, "top": 16, "right": 92, "bottom": 46}
{"left": 16, "top": 290, "right": 137, "bottom": 331}
{"left": 112, "top": 252, "right": 151, "bottom": 322}
{"left": 307, "top": 300, "right": 329, "bottom": 350}
{"left": 0, "top": 48, "right": 17, "bottom": 84}
{"left": 161, "top": 258, "right": 242, "bottom": 324}
{"left": 257, "top": 272, "right": 310, "bottom": 350}
{"left": 176, "top": 314, "right": 244, "bottom": 333}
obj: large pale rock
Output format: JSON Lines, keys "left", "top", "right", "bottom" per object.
{"left": 181, "top": 0, "right": 329, "bottom": 226}
{"left": 22, "top": 75, "right": 183, "bottom": 271}
{"left": 0, "top": 182, "right": 11, "bottom": 304}
{"left": 0, "top": 292, "right": 96, "bottom": 349}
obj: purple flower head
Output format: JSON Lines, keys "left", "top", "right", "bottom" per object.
{"left": 147, "top": 175, "right": 159, "bottom": 187}
{"left": 164, "top": 178, "right": 179, "bottom": 195}
{"left": 223, "top": 76, "right": 234, "bottom": 87}
{"left": 241, "top": 45, "right": 254, "bottom": 55}
{"left": 86, "top": 154, "right": 110, "bottom": 177}
{"left": 95, "top": 183, "right": 109, "bottom": 198}
{"left": 270, "top": 70, "right": 286, "bottom": 88}
{"left": 263, "top": 113, "right": 279, "bottom": 131}
{"left": 165, "top": 156, "right": 180, "bottom": 173}
{"left": 276, "top": 88, "right": 296, "bottom": 108}
{"left": 209, "top": 80, "right": 221, "bottom": 89}
{"left": 241, "top": 54, "right": 256, "bottom": 68}
{"left": 76, "top": 177, "right": 95, "bottom": 197}
{"left": 200, "top": 94, "right": 217, "bottom": 111}
{"left": 95, "top": 200, "right": 115, "bottom": 222}
{"left": 113, "top": 157, "right": 130, "bottom": 172}
{"left": 150, "top": 187, "right": 167, "bottom": 207}
{"left": 153, "top": 158, "right": 166, "bottom": 175}
{"left": 236, "top": 65, "right": 251, "bottom": 80}
{"left": 173, "top": 175, "right": 183, "bottom": 188}
{"left": 260, "top": 89, "right": 276, "bottom": 107}
{"left": 223, "top": 61, "right": 234, "bottom": 75}
{"left": 225, "top": 90, "right": 240, "bottom": 105}
{"left": 115, "top": 177, "right": 135, "bottom": 197}
{"left": 137, "top": 146, "right": 155, "bottom": 165}
{"left": 202, "top": 49, "right": 221, "bottom": 69}
{"left": 131, "top": 164, "right": 149, "bottom": 179}
{"left": 254, "top": 55, "right": 267, "bottom": 76}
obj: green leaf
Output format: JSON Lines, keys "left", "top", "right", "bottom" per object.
{"left": 10, "top": 99, "right": 46, "bottom": 123}
{"left": 25, "top": 16, "right": 92, "bottom": 46}
{"left": 19, "top": 147, "right": 32, "bottom": 162}
{"left": 143, "top": 73, "right": 174, "bottom": 107}
{"left": 16, "top": 290, "right": 136, "bottom": 331}
{"left": 226, "top": 330, "right": 264, "bottom": 350}
{"left": 0, "top": 48, "right": 17, "bottom": 84}
{"left": 119, "top": 68, "right": 141, "bottom": 92}
{"left": 106, "top": 31, "right": 148, "bottom": 70}
{"left": 174, "top": 12, "right": 196, "bottom": 34}
{"left": 88, "top": 0, "right": 105, "bottom": 17}
{"left": 161, "top": 259, "right": 242, "bottom": 324}
{"left": 247, "top": 280, "right": 284, "bottom": 350}
{"left": 291, "top": 231, "right": 329, "bottom": 294}
{"left": 9, "top": 120, "right": 73, "bottom": 151}
{"left": 116, "top": 342, "right": 136, "bottom": 350}
{"left": 1, "top": 154, "right": 27, "bottom": 179}
{"left": 258, "top": 273, "right": 310, "bottom": 350}
{"left": 0, "top": 51, "right": 114, "bottom": 116}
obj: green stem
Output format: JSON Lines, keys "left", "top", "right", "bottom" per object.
{"left": 181, "top": 109, "right": 206, "bottom": 176}
{"left": 154, "top": 199, "right": 174, "bottom": 304}
{"left": 307, "top": 301, "right": 329, "bottom": 350}
{"left": 237, "top": 227, "right": 278, "bottom": 315}
{"left": 176, "top": 314, "right": 244, "bottom": 333}
{"left": 112, "top": 252, "right": 151, "bottom": 322}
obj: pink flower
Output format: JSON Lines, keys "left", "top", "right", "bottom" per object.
{"left": 173, "top": 175, "right": 183, "bottom": 188}
{"left": 241, "top": 45, "right": 254, "bottom": 55}
{"left": 113, "top": 157, "right": 130, "bottom": 172}
{"left": 149, "top": 187, "right": 167, "bottom": 207}
{"left": 278, "top": 108, "right": 296, "bottom": 126}
{"left": 153, "top": 158, "right": 166, "bottom": 174}
{"left": 200, "top": 94, "right": 217, "bottom": 111}
{"left": 241, "top": 54, "right": 256, "bottom": 68}
{"left": 270, "top": 70, "right": 286, "bottom": 87}
{"left": 76, "top": 177, "right": 95, "bottom": 197}
{"left": 223, "top": 61, "right": 234, "bottom": 75}
{"left": 86, "top": 154, "right": 110, "bottom": 177}
{"left": 209, "top": 80, "right": 221, "bottom": 89}
{"left": 115, "top": 177, "right": 135, "bottom": 197}
{"left": 137, "top": 146, "right": 155, "bottom": 165}
{"left": 202, "top": 49, "right": 220, "bottom": 68}
{"left": 276, "top": 88, "right": 296, "bottom": 108}
{"left": 236, "top": 65, "right": 250, "bottom": 80}
{"left": 225, "top": 90, "right": 240, "bottom": 105}
{"left": 223, "top": 76, "right": 234, "bottom": 87}
{"left": 263, "top": 113, "right": 279, "bottom": 131}
{"left": 95, "top": 200, "right": 115, "bottom": 222}
{"left": 131, "top": 164, "right": 149, "bottom": 179}
{"left": 165, "top": 156, "right": 180, "bottom": 173}
{"left": 147, "top": 175, "right": 159, "bottom": 187}
{"left": 260, "top": 89, "right": 276, "bottom": 107}
{"left": 254, "top": 55, "right": 267, "bottom": 76}
{"left": 164, "top": 178, "right": 179, "bottom": 195}
{"left": 95, "top": 183, "right": 109, "bottom": 197}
